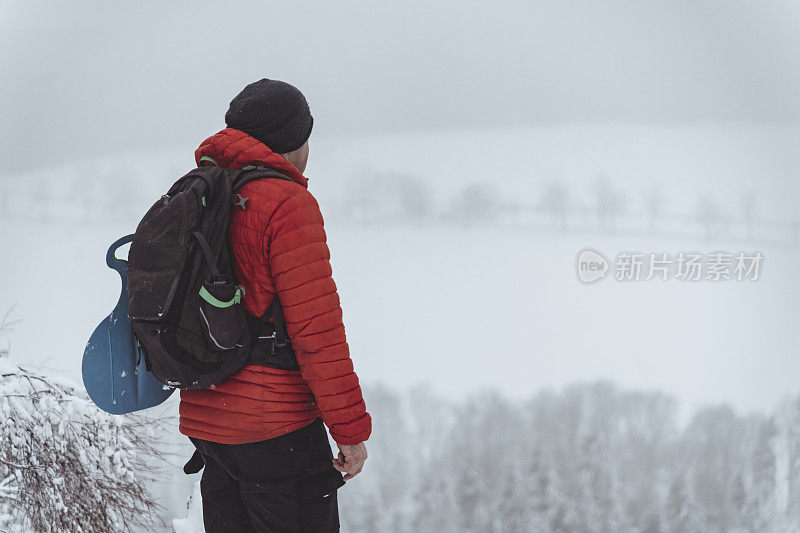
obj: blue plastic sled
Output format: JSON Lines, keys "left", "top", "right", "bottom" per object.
{"left": 82, "top": 235, "right": 175, "bottom": 414}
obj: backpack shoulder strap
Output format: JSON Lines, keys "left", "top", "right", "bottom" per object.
{"left": 233, "top": 165, "right": 300, "bottom": 191}
{"left": 231, "top": 165, "right": 298, "bottom": 363}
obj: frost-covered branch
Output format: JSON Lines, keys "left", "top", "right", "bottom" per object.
{"left": 0, "top": 359, "right": 161, "bottom": 532}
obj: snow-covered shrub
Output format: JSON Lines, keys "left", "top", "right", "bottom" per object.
{"left": 0, "top": 358, "right": 160, "bottom": 532}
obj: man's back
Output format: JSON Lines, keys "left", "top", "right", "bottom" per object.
{"left": 179, "top": 127, "right": 372, "bottom": 446}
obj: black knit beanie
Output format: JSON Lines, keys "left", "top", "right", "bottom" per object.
{"left": 225, "top": 78, "right": 313, "bottom": 154}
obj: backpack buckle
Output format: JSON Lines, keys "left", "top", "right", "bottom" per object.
{"left": 233, "top": 194, "right": 249, "bottom": 210}
{"left": 257, "top": 331, "right": 291, "bottom": 355}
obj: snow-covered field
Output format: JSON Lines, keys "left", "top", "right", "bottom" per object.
{"left": 2, "top": 217, "right": 797, "bottom": 414}
{"left": 1, "top": 123, "right": 799, "bottom": 529}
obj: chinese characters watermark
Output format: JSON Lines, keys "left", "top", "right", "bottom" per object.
{"left": 577, "top": 249, "right": 763, "bottom": 284}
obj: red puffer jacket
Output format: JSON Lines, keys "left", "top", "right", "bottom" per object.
{"left": 179, "top": 128, "right": 372, "bottom": 445}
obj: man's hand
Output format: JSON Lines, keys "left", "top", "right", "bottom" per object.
{"left": 332, "top": 442, "right": 367, "bottom": 481}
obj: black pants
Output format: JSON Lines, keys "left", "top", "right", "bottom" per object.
{"left": 189, "top": 418, "right": 345, "bottom": 533}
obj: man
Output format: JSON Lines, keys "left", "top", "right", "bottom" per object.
{"left": 179, "top": 78, "right": 371, "bottom": 533}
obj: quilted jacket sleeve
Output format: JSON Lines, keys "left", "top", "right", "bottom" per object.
{"left": 265, "top": 188, "right": 372, "bottom": 445}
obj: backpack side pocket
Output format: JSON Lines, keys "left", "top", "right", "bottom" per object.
{"left": 198, "top": 281, "right": 247, "bottom": 351}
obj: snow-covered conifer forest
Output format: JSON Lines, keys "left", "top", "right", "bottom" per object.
{"left": 4, "top": 361, "right": 800, "bottom": 531}
{"left": 338, "top": 383, "right": 800, "bottom": 532}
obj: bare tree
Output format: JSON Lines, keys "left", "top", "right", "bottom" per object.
{"left": 539, "top": 179, "right": 570, "bottom": 230}
{"left": 344, "top": 172, "right": 433, "bottom": 223}
{"left": 695, "top": 194, "right": 719, "bottom": 241}
{"left": 0, "top": 305, "right": 21, "bottom": 359}
{"left": 449, "top": 183, "right": 501, "bottom": 225}
{"left": 593, "top": 175, "right": 625, "bottom": 233}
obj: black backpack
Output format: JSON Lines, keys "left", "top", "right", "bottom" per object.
{"left": 127, "top": 164, "right": 300, "bottom": 390}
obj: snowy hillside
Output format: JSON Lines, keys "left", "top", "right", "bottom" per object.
{"left": 1, "top": 123, "right": 798, "bottom": 530}
{"left": 2, "top": 123, "right": 798, "bottom": 413}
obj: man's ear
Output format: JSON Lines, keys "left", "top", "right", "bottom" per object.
{"left": 282, "top": 141, "right": 310, "bottom": 173}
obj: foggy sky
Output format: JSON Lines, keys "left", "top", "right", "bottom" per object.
{"left": 1, "top": 0, "right": 799, "bottom": 173}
